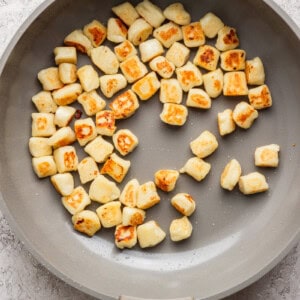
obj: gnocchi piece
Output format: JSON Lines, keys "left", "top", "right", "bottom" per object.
{"left": 77, "top": 65, "right": 100, "bottom": 92}
{"left": 215, "top": 26, "right": 239, "bottom": 51}
{"left": 115, "top": 225, "right": 137, "bottom": 249}
{"left": 153, "top": 22, "right": 183, "bottom": 48}
{"left": 169, "top": 216, "right": 193, "bottom": 242}
{"left": 112, "top": 2, "right": 139, "bottom": 26}
{"left": 50, "top": 173, "right": 74, "bottom": 196}
{"left": 163, "top": 3, "right": 191, "bottom": 26}
{"left": 54, "top": 106, "right": 76, "bottom": 128}
{"left": 107, "top": 18, "right": 128, "bottom": 44}
{"left": 52, "top": 83, "right": 82, "bottom": 106}
{"left": 165, "top": 42, "right": 190, "bottom": 67}
{"left": 176, "top": 61, "right": 203, "bottom": 92}
{"left": 190, "top": 130, "right": 218, "bottom": 159}
{"left": 202, "top": 68, "right": 224, "bottom": 98}
{"left": 31, "top": 113, "right": 56, "bottom": 137}
{"left": 83, "top": 20, "right": 107, "bottom": 48}
{"left": 137, "top": 221, "right": 166, "bottom": 248}
{"left": 114, "top": 40, "right": 138, "bottom": 62}
{"left": 53, "top": 145, "right": 78, "bottom": 173}
{"left": 254, "top": 144, "right": 280, "bottom": 167}
{"left": 58, "top": 63, "right": 77, "bottom": 84}
{"left": 29, "top": 137, "right": 52, "bottom": 158}
{"left": 32, "top": 91, "right": 57, "bottom": 113}
{"left": 199, "top": 12, "right": 224, "bottom": 39}
{"left": 62, "top": 186, "right": 91, "bottom": 215}
{"left": 232, "top": 101, "right": 258, "bottom": 129}
{"left": 160, "top": 103, "right": 188, "bottom": 126}
{"left": 120, "top": 55, "right": 148, "bottom": 83}
{"left": 99, "top": 74, "right": 127, "bottom": 98}
{"left": 239, "top": 172, "right": 269, "bottom": 195}
{"left": 72, "top": 210, "right": 101, "bottom": 237}
{"left": 64, "top": 29, "right": 93, "bottom": 54}
{"left": 77, "top": 156, "right": 99, "bottom": 184}
{"left": 182, "top": 22, "right": 205, "bottom": 48}
{"left": 220, "top": 49, "right": 246, "bottom": 71}
{"left": 127, "top": 18, "right": 153, "bottom": 46}
{"left": 109, "top": 89, "right": 140, "bottom": 119}
{"left": 159, "top": 78, "right": 183, "bottom": 104}
{"left": 223, "top": 71, "right": 248, "bottom": 96}
{"left": 135, "top": 0, "right": 165, "bottom": 28}
{"left": 186, "top": 88, "right": 211, "bottom": 109}
{"left": 77, "top": 90, "right": 106, "bottom": 116}
{"left": 132, "top": 72, "right": 161, "bottom": 101}
{"left": 136, "top": 181, "right": 160, "bottom": 210}
{"left": 245, "top": 57, "right": 265, "bottom": 85}
{"left": 90, "top": 46, "right": 119, "bottom": 75}
{"left": 54, "top": 46, "right": 77, "bottom": 65}
{"left": 139, "top": 39, "right": 164, "bottom": 63}
{"left": 154, "top": 169, "right": 179, "bottom": 192}
{"left": 119, "top": 178, "right": 139, "bottom": 208}
{"left": 32, "top": 156, "right": 57, "bottom": 178}
{"left": 112, "top": 129, "right": 139, "bottom": 156}
{"left": 47, "top": 126, "right": 76, "bottom": 149}
{"left": 74, "top": 118, "right": 97, "bottom": 146}
{"left": 217, "top": 108, "right": 236, "bottom": 136}
{"left": 193, "top": 45, "right": 220, "bottom": 71}
{"left": 95, "top": 110, "right": 117, "bottom": 136}
{"left": 122, "top": 207, "right": 145, "bottom": 226}
{"left": 220, "top": 159, "right": 242, "bottom": 191}
{"left": 84, "top": 136, "right": 114, "bottom": 163}
{"left": 149, "top": 56, "right": 175, "bottom": 79}
{"left": 101, "top": 153, "right": 131, "bottom": 183}
{"left": 37, "top": 67, "right": 63, "bottom": 91}
{"left": 248, "top": 84, "right": 272, "bottom": 109}
{"left": 171, "top": 193, "right": 196, "bottom": 216}
{"left": 89, "top": 175, "right": 120, "bottom": 204}
{"left": 180, "top": 157, "right": 211, "bottom": 182}
{"left": 96, "top": 201, "right": 122, "bottom": 228}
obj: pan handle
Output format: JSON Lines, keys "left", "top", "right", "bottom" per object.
{"left": 120, "top": 296, "right": 194, "bottom": 300}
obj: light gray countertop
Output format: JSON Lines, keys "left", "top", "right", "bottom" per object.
{"left": 0, "top": 1, "right": 299, "bottom": 299}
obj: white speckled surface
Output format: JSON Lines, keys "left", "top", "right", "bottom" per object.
{"left": 0, "top": 1, "right": 299, "bottom": 299}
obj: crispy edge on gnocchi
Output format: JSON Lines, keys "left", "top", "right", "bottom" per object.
{"left": 220, "top": 159, "right": 242, "bottom": 191}
{"left": 109, "top": 89, "right": 140, "bottom": 119}
{"left": 119, "top": 178, "right": 139, "bottom": 208}
{"left": 112, "top": 129, "right": 139, "bottom": 156}
{"left": 115, "top": 224, "right": 138, "bottom": 249}
{"left": 100, "top": 153, "right": 131, "bottom": 183}
{"left": 160, "top": 103, "right": 188, "bottom": 126}
{"left": 154, "top": 169, "right": 179, "bottom": 192}
{"left": 62, "top": 186, "right": 91, "bottom": 215}
{"left": 171, "top": 193, "right": 196, "bottom": 216}
{"left": 72, "top": 210, "right": 101, "bottom": 237}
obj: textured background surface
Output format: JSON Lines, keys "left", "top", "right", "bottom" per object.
{"left": 0, "top": 0, "right": 299, "bottom": 299}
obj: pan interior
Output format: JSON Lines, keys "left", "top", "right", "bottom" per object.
{"left": 0, "top": 0, "right": 299, "bottom": 299}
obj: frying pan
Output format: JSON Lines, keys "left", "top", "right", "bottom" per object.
{"left": 0, "top": 0, "right": 299, "bottom": 299}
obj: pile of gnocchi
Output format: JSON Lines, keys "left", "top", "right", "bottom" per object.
{"left": 29, "top": 0, "right": 280, "bottom": 249}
